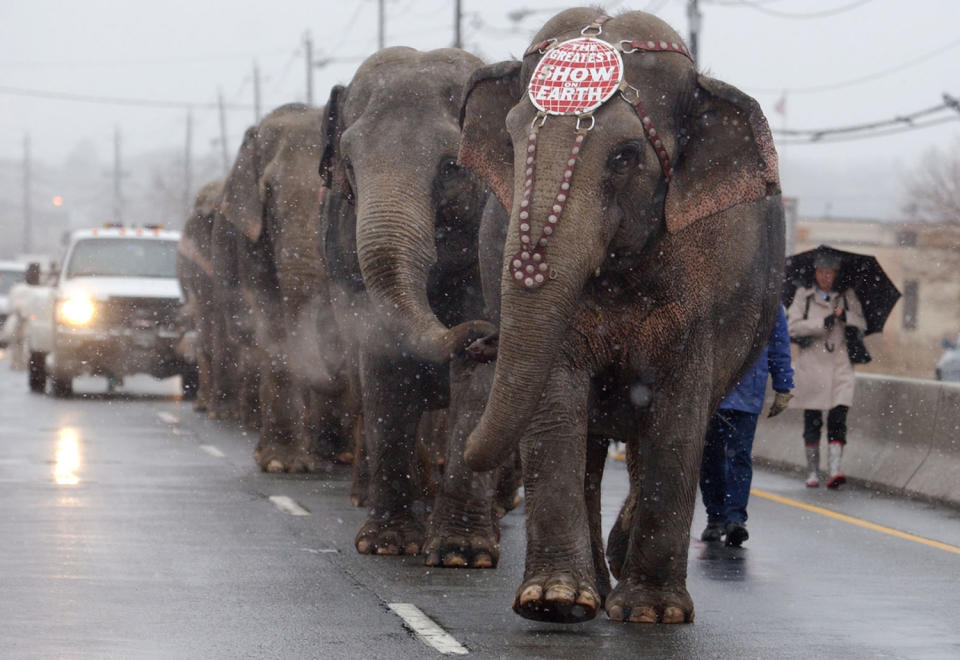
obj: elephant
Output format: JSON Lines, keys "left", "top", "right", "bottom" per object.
{"left": 319, "top": 47, "right": 514, "bottom": 565}
{"left": 177, "top": 179, "right": 223, "bottom": 411}
{"left": 220, "top": 103, "right": 354, "bottom": 472}
{"left": 458, "top": 8, "right": 784, "bottom": 623}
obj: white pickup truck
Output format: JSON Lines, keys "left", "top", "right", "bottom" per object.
{"left": 23, "top": 226, "right": 197, "bottom": 397}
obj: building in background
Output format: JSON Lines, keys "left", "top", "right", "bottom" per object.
{"left": 794, "top": 217, "right": 960, "bottom": 379}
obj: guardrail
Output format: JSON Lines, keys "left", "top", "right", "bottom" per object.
{"left": 754, "top": 373, "right": 960, "bottom": 508}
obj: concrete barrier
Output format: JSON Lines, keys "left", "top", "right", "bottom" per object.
{"left": 753, "top": 373, "right": 960, "bottom": 508}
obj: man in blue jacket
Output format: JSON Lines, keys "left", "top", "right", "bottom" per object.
{"left": 700, "top": 304, "right": 795, "bottom": 547}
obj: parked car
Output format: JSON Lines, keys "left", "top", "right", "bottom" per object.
{"left": 936, "top": 334, "right": 960, "bottom": 382}
{"left": 0, "top": 260, "right": 27, "bottom": 348}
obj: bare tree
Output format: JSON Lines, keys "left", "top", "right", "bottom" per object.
{"left": 902, "top": 135, "right": 960, "bottom": 224}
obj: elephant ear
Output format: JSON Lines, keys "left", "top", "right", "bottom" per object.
{"left": 319, "top": 84, "right": 346, "bottom": 188}
{"left": 664, "top": 75, "right": 780, "bottom": 234}
{"left": 458, "top": 60, "right": 522, "bottom": 212}
{"left": 221, "top": 126, "right": 264, "bottom": 243}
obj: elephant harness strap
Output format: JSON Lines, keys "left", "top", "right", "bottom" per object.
{"left": 512, "top": 16, "right": 693, "bottom": 290}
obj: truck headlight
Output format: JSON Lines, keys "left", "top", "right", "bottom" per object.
{"left": 59, "top": 297, "right": 96, "bottom": 326}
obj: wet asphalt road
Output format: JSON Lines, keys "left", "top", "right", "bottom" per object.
{"left": 2, "top": 356, "right": 960, "bottom": 659}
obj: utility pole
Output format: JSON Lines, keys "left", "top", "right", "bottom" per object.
{"left": 22, "top": 134, "right": 32, "bottom": 255}
{"left": 218, "top": 88, "right": 229, "bottom": 175}
{"left": 183, "top": 110, "right": 193, "bottom": 220}
{"left": 453, "top": 0, "right": 462, "bottom": 49}
{"left": 304, "top": 32, "right": 314, "bottom": 105}
{"left": 253, "top": 60, "right": 262, "bottom": 122}
{"left": 113, "top": 126, "right": 123, "bottom": 225}
{"left": 378, "top": 0, "right": 385, "bottom": 50}
{"left": 687, "top": 0, "right": 701, "bottom": 64}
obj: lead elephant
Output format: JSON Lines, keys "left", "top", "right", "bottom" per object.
{"left": 177, "top": 179, "right": 223, "bottom": 411}
{"left": 220, "top": 103, "right": 354, "bottom": 472}
{"left": 319, "top": 48, "right": 511, "bottom": 565}
{"left": 459, "top": 8, "right": 784, "bottom": 623}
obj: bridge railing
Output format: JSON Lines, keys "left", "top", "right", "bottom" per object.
{"left": 754, "top": 373, "right": 960, "bottom": 508}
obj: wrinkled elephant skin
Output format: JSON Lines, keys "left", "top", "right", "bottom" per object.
{"left": 320, "top": 48, "right": 513, "bottom": 564}
{"left": 220, "top": 103, "right": 355, "bottom": 473}
{"left": 459, "top": 8, "right": 784, "bottom": 623}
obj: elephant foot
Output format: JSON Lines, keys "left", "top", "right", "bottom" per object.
{"left": 193, "top": 399, "right": 208, "bottom": 413}
{"left": 355, "top": 513, "right": 423, "bottom": 556}
{"left": 512, "top": 572, "right": 601, "bottom": 623}
{"left": 253, "top": 442, "right": 332, "bottom": 474}
{"left": 604, "top": 580, "right": 694, "bottom": 624}
{"left": 423, "top": 498, "right": 499, "bottom": 568}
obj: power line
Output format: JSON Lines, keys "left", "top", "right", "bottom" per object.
{"left": 0, "top": 85, "right": 253, "bottom": 111}
{"left": 750, "top": 36, "right": 960, "bottom": 94}
{"left": 772, "top": 97, "right": 960, "bottom": 143}
{"left": 707, "top": 0, "right": 874, "bottom": 18}
{"left": 775, "top": 116, "right": 959, "bottom": 144}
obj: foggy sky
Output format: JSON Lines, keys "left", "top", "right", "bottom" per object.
{"left": 2, "top": 0, "right": 958, "bottom": 222}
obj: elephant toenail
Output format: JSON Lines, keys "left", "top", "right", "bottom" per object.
{"left": 519, "top": 585, "right": 543, "bottom": 606}
{"left": 443, "top": 554, "right": 468, "bottom": 567}
{"left": 628, "top": 606, "right": 657, "bottom": 623}
{"left": 266, "top": 459, "right": 284, "bottom": 473}
{"left": 544, "top": 585, "right": 576, "bottom": 605}
{"left": 576, "top": 591, "right": 597, "bottom": 610}
{"left": 404, "top": 543, "right": 420, "bottom": 555}
{"left": 471, "top": 554, "right": 493, "bottom": 568}
{"left": 376, "top": 545, "right": 399, "bottom": 555}
{"left": 662, "top": 607, "right": 685, "bottom": 623}
{"left": 356, "top": 539, "right": 371, "bottom": 554}
{"left": 606, "top": 605, "right": 624, "bottom": 621}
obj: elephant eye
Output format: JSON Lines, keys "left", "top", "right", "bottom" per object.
{"left": 438, "top": 158, "right": 459, "bottom": 180}
{"left": 608, "top": 143, "right": 642, "bottom": 174}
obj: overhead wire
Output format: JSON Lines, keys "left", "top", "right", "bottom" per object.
{"left": 707, "top": 0, "right": 874, "bottom": 18}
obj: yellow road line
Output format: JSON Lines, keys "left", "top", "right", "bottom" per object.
{"left": 751, "top": 488, "right": 960, "bottom": 556}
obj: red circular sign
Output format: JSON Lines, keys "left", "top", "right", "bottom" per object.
{"left": 528, "top": 38, "right": 624, "bottom": 116}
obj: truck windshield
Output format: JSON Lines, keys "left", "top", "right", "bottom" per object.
{"left": 66, "top": 238, "right": 178, "bottom": 279}
{"left": 0, "top": 269, "right": 25, "bottom": 294}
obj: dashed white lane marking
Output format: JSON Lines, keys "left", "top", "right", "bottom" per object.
{"left": 388, "top": 603, "right": 468, "bottom": 655}
{"left": 157, "top": 411, "right": 179, "bottom": 425}
{"left": 199, "top": 445, "right": 225, "bottom": 458}
{"left": 268, "top": 495, "right": 310, "bottom": 516}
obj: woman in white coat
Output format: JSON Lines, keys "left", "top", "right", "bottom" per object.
{"left": 787, "top": 252, "right": 866, "bottom": 489}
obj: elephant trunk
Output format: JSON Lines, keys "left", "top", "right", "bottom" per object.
{"left": 465, "top": 259, "right": 586, "bottom": 472}
{"left": 355, "top": 179, "right": 454, "bottom": 364}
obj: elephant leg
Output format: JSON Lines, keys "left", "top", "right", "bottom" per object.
{"left": 424, "top": 358, "right": 499, "bottom": 569}
{"left": 349, "top": 414, "right": 369, "bottom": 507}
{"left": 604, "top": 370, "right": 709, "bottom": 625}
{"left": 354, "top": 353, "right": 429, "bottom": 555}
{"left": 585, "top": 433, "right": 612, "bottom": 600}
{"left": 254, "top": 359, "right": 329, "bottom": 474}
{"left": 514, "top": 365, "right": 599, "bottom": 624}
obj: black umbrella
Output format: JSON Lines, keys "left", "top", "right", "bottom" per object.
{"left": 783, "top": 244, "right": 901, "bottom": 336}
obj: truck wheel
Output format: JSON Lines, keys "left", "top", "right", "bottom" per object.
{"left": 180, "top": 366, "right": 200, "bottom": 400}
{"left": 51, "top": 374, "right": 73, "bottom": 398}
{"left": 28, "top": 352, "right": 46, "bottom": 393}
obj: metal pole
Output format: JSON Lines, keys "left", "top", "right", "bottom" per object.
{"left": 22, "top": 134, "right": 31, "bottom": 254}
{"left": 687, "top": 0, "right": 701, "bottom": 64}
{"left": 454, "top": 0, "right": 462, "bottom": 49}
{"left": 218, "top": 89, "right": 229, "bottom": 176}
{"left": 253, "top": 60, "right": 262, "bottom": 121}
{"left": 378, "top": 0, "right": 385, "bottom": 50}
{"left": 113, "top": 125, "right": 123, "bottom": 225}
{"left": 304, "top": 32, "right": 314, "bottom": 105}
{"left": 184, "top": 110, "right": 193, "bottom": 221}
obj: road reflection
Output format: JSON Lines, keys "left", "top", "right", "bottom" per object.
{"left": 54, "top": 427, "right": 81, "bottom": 485}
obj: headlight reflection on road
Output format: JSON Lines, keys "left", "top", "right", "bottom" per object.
{"left": 54, "top": 427, "right": 82, "bottom": 485}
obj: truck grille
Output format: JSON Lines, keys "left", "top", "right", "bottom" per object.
{"left": 100, "top": 297, "right": 180, "bottom": 330}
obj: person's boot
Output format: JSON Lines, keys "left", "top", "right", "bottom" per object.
{"left": 701, "top": 522, "right": 725, "bottom": 543}
{"left": 826, "top": 442, "right": 846, "bottom": 489}
{"left": 724, "top": 521, "right": 749, "bottom": 547}
{"left": 804, "top": 444, "right": 820, "bottom": 488}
